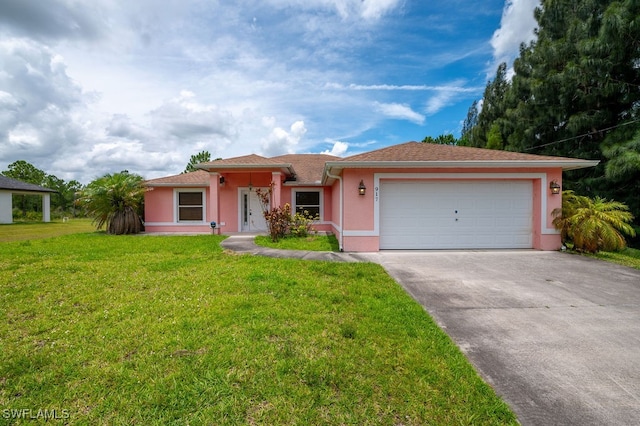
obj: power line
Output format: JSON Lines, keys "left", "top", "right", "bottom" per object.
{"left": 523, "top": 118, "right": 640, "bottom": 151}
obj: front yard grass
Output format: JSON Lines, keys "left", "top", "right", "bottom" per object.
{"left": 592, "top": 247, "right": 640, "bottom": 270}
{"left": 0, "top": 219, "right": 95, "bottom": 243}
{"left": 0, "top": 233, "right": 516, "bottom": 425}
{"left": 254, "top": 233, "right": 340, "bottom": 252}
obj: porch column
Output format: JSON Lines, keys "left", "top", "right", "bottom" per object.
{"left": 209, "top": 173, "right": 219, "bottom": 226}
{"left": 42, "top": 193, "right": 51, "bottom": 222}
{"left": 271, "top": 172, "right": 282, "bottom": 207}
{"left": 0, "top": 192, "right": 12, "bottom": 223}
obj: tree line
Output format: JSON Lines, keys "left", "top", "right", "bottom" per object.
{"left": 425, "top": 0, "right": 639, "bottom": 246}
{"left": 466, "top": 0, "right": 639, "bottom": 221}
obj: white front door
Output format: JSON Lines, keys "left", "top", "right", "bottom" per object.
{"left": 240, "top": 189, "right": 269, "bottom": 232}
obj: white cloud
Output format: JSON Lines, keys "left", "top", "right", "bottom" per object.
{"left": 0, "top": 1, "right": 511, "bottom": 183}
{"left": 321, "top": 141, "right": 349, "bottom": 157}
{"left": 425, "top": 92, "right": 456, "bottom": 115}
{"left": 0, "top": 0, "right": 106, "bottom": 41}
{"left": 149, "top": 91, "right": 237, "bottom": 143}
{"left": 0, "top": 38, "right": 85, "bottom": 163}
{"left": 359, "top": 0, "right": 402, "bottom": 20}
{"left": 422, "top": 78, "right": 482, "bottom": 115}
{"left": 261, "top": 120, "right": 307, "bottom": 156}
{"left": 264, "top": 0, "right": 402, "bottom": 20}
{"left": 374, "top": 102, "right": 425, "bottom": 125}
{"left": 330, "top": 83, "right": 478, "bottom": 92}
{"left": 490, "top": 0, "right": 539, "bottom": 68}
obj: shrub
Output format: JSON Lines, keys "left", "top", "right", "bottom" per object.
{"left": 552, "top": 191, "right": 636, "bottom": 253}
{"left": 255, "top": 185, "right": 317, "bottom": 242}
{"left": 290, "top": 211, "right": 318, "bottom": 237}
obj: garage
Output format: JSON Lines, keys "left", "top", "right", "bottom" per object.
{"left": 379, "top": 180, "right": 533, "bottom": 249}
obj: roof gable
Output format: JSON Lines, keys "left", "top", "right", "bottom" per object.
{"left": 271, "top": 154, "right": 340, "bottom": 184}
{"left": 197, "top": 153, "right": 340, "bottom": 185}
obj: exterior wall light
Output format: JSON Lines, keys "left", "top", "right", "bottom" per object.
{"left": 358, "top": 180, "right": 366, "bottom": 196}
{"left": 219, "top": 176, "right": 225, "bottom": 186}
{"left": 550, "top": 180, "right": 561, "bottom": 195}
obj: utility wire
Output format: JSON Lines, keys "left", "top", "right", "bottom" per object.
{"left": 523, "top": 118, "right": 640, "bottom": 151}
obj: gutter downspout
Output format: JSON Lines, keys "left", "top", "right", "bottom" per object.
{"left": 324, "top": 169, "right": 344, "bottom": 252}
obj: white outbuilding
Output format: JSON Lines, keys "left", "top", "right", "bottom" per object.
{"left": 0, "top": 175, "right": 57, "bottom": 224}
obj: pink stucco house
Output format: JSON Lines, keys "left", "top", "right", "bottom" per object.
{"left": 144, "top": 141, "right": 598, "bottom": 251}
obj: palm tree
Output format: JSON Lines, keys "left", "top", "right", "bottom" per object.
{"left": 78, "top": 172, "right": 145, "bottom": 235}
{"left": 552, "top": 191, "right": 636, "bottom": 253}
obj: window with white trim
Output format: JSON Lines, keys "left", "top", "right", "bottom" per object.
{"left": 294, "top": 190, "right": 321, "bottom": 220}
{"left": 177, "top": 190, "right": 205, "bottom": 221}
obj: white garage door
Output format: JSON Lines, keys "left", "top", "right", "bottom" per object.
{"left": 380, "top": 181, "right": 533, "bottom": 249}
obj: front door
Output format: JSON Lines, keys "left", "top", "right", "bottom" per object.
{"left": 240, "top": 189, "right": 268, "bottom": 232}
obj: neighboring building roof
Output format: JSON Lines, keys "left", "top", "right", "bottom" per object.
{"left": 0, "top": 175, "right": 57, "bottom": 193}
{"left": 325, "top": 141, "right": 599, "bottom": 175}
{"left": 144, "top": 170, "right": 210, "bottom": 187}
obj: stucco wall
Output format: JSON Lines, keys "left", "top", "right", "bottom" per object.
{"left": 145, "top": 166, "right": 565, "bottom": 251}
{"left": 144, "top": 187, "right": 175, "bottom": 223}
{"left": 338, "top": 167, "right": 563, "bottom": 251}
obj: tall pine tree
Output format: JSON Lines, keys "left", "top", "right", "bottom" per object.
{"left": 466, "top": 0, "right": 640, "bottom": 241}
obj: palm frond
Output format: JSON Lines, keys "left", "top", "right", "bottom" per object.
{"left": 77, "top": 172, "right": 145, "bottom": 234}
{"left": 552, "top": 190, "right": 635, "bottom": 253}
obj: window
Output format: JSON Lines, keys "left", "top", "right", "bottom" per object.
{"left": 177, "top": 191, "right": 204, "bottom": 221}
{"left": 294, "top": 190, "right": 321, "bottom": 219}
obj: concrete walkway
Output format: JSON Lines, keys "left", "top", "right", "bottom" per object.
{"left": 220, "top": 234, "right": 365, "bottom": 262}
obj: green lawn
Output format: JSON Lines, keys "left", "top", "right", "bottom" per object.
{"left": 255, "top": 234, "right": 340, "bottom": 252}
{"left": 0, "top": 219, "right": 96, "bottom": 243}
{"left": 592, "top": 247, "right": 640, "bottom": 270}
{"left": 0, "top": 232, "right": 516, "bottom": 425}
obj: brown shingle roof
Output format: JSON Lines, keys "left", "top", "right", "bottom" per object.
{"left": 342, "top": 141, "right": 586, "bottom": 162}
{"left": 146, "top": 142, "right": 598, "bottom": 186}
{"left": 272, "top": 154, "right": 340, "bottom": 184}
{"left": 196, "top": 153, "right": 340, "bottom": 185}
{"left": 144, "top": 170, "right": 210, "bottom": 187}
{"left": 198, "top": 154, "right": 277, "bottom": 167}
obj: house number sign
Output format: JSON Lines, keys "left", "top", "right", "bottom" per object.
{"left": 375, "top": 186, "right": 379, "bottom": 202}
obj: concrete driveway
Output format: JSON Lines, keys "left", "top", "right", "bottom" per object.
{"left": 360, "top": 250, "right": 640, "bottom": 426}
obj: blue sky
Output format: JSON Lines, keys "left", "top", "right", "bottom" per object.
{"left": 0, "top": 0, "right": 539, "bottom": 183}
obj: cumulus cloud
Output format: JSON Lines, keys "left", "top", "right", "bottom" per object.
{"left": 490, "top": 0, "right": 539, "bottom": 68}
{"left": 374, "top": 102, "right": 425, "bottom": 125}
{"left": 106, "top": 114, "right": 151, "bottom": 140}
{"left": 0, "top": 38, "right": 85, "bottom": 160}
{"left": 149, "top": 91, "right": 237, "bottom": 147}
{"left": 0, "top": 0, "right": 508, "bottom": 182}
{"left": 261, "top": 120, "right": 307, "bottom": 156}
{"left": 321, "top": 141, "right": 349, "bottom": 157}
{"left": 0, "top": 0, "right": 106, "bottom": 41}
